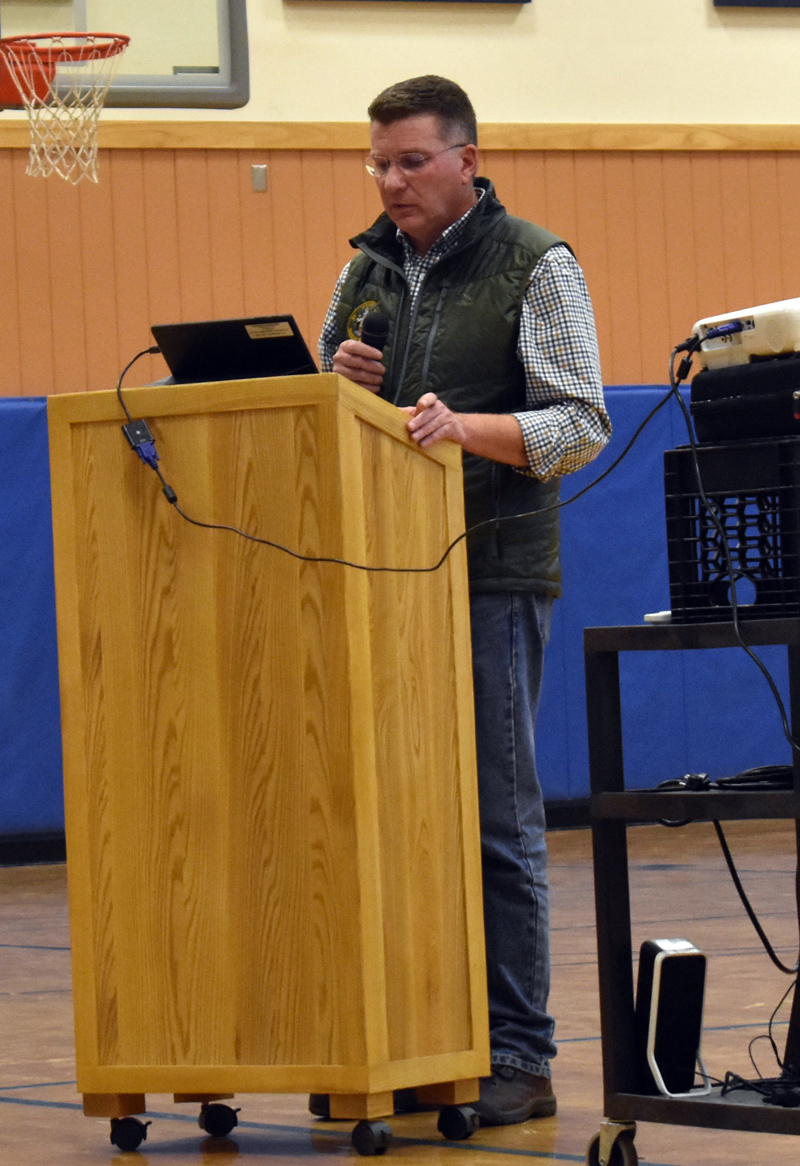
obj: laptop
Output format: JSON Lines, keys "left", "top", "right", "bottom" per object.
{"left": 151, "top": 315, "right": 318, "bottom": 385}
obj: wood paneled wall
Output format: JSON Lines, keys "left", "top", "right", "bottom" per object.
{"left": 1, "top": 146, "right": 799, "bottom": 395}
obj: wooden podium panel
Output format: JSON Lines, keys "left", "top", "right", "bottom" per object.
{"left": 48, "top": 374, "right": 489, "bottom": 1102}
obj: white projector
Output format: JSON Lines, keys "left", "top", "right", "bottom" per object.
{"left": 694, "top": 296, "right": 800, "bottom": 370}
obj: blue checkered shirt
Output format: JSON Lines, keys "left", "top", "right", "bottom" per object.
{"left": 319, "top": 192, "right": 610, "bottom": 481}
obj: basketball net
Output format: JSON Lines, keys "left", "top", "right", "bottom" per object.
{"left": 0, "top": 33, "right": 129, "bottom": 184}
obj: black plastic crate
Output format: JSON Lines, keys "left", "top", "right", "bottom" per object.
{"left": 664, "top": 438, "right": 800, "bottom": 623}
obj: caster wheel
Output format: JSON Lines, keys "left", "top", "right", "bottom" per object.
{"left": 437, "top": 1105, "right": 479, "bottom": 1140}
{"left": 309, "top": 1093, "right": 331, "bottom": 1118}
{"left": 351, "top": 1119, "right": 393, "bottom": 1156}
{"left": 586, "top": 1131, "right": 638, "bottom": 1166}
{"left": 198, "top": 1102, "right": 240, "bottom": 1138}
{"left": 109, "top": 1116, "right": 150, "bottom": 1152}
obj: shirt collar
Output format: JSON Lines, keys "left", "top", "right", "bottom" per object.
{"left": 397, "top": 185, "right": 485, "bottom": 265}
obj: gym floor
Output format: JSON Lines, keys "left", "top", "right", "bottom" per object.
{"left": 1, "top": 820, "right": 798, "bottom": 1165}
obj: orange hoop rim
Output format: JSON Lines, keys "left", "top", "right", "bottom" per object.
{"left": 0, "top": 33, "right": 130, "bottom": 64}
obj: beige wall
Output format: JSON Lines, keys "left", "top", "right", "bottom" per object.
{"left": 5, "top": 0, "right": 800, "bottom": 125}
{"left": 92, "top": 0, "right": 800, "bottom": 125}
{"left": 245, "top": 0, "right": 800, "bottom": 126}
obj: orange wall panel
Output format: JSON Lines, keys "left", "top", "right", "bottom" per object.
{"left": 570, "top": 154, "right": 612, "bottom": 379}
{"left": 601, "top": 153, "right": 643, "bottom": 385}
{"left": 299, "top": 150, "right": 341, "bottom": 343}
{"left": 0, "top": 153, "right": 23, "bottom": 392}
{"left": 1, "top": 146, "right": 799, "bottom": 396}
{"left": 631, "top": 154, "right": 671, "bottom": 380}
{"left": 748, "top": 154, "right": 784, "bottom": 309}
{"left": 237, "top": 150, "right": 278, "bottom": 321}
{"left": 80, "top": 169, "right": 124, "bottom": 393}
{"left": 45, "top": 176, "right": 89, "bottom": 395}
{"left": 266, "top": 151, "right": 312, "bottom": 336}
{"left": 777, "top": 156, "right": 800, "bottom": 305}
{"left": 660, "top": 153, "right": 699, "bottom": 374}
{"left": 542, "top": 152, "right": 579, "bottom": 252}
{"left": 12, "top": 151, "right": 56, "bottom": 395}
{"left": 718, "top": 155, "right": 755, "bottom": 315}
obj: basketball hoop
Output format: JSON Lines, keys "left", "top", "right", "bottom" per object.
{"left": 0, "top": 33, "right": 129, "bottom": 184}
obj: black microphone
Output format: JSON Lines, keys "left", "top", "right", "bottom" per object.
{"left": 360, "top": 311, "right": 390, "bottom": 354}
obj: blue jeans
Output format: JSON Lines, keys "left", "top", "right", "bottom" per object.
{"left": 470, "top": 591, "right": 557, "bottom": 1078}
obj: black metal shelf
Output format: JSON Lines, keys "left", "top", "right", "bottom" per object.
{"left": 585, "top": 616, "right": 800, "bottom": 653}
{"left": 607, "top": 1088, "right": 800, "bottom": 1135}
{"left": 583, "top": 617, "right": 800, "bottom": 1149}
{"left": 591, "top": 790, "right": 800, "bottom": 822}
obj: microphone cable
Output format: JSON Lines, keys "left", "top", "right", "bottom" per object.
{"left": 114, "top": 348, "right": 675, "bottom": 575}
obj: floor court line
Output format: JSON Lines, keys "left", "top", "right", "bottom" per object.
{"left": 0, "top": 943, "right": 70, "bottom": 951}
{"left": 0, "top": 989, "right": 71, "bottom": 996}
{"left": 0, "top": 1079, "right": 77, "bottom": 1089}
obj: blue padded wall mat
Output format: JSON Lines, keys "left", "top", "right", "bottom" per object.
{"left": 0, "top": 388, "right": 792, "bottom": 835}
{"left": 0, "top": 400, "right": 62, "bottom": 832}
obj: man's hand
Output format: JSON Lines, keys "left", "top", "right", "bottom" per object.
{"left": 403, "top": 392, "right": 529, "bottom": 466}
{"left": 333, "top": 339, "right": 385, "bottom": 393}
{"left": 403, "top": 392, "right": 468, "bottom": 448}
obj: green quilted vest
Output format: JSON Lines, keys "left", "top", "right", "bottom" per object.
{"left": 334, "top": 179, "right": 565, "bottom": 595}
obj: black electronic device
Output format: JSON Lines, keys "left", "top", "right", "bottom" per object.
{"left": 359, "top": 311, "right": 390, "bottom": 353}
{"left": 664, "top": 436, "right": 800, "bottom": 623}
{"left": 690, "top": 355, "right": 800, "bottom": 443}
{"left": 634, "top": 938, "right": 708, "bottom": 1097}
{"left": 151, "top": 314, "right": 318, "bottom": 385}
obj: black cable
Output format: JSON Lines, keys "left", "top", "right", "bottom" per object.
{"left": 723, "top": 980, "right": 800, "bottom": 1105}
{"left": 722, "top": 1069, "right": 800, "bottom": 1104}
{"left": 715, "top": 764, "right": 793, "bottom": 790}
{"left": 169, "top": 498, "right": 458, "bottom": 573}
{"left": 654, "top": 770, "right": 798, "bottom": 970}
{"left": 712, "top": 820, "right": 798, "bottom": 975}
{"left": 749, "top": 1032, "right": 773, "bottom": 1080}
{"left": 165, "top": 390, "right": 674, "bottom": 573}
{"left": 117, "top": 355, "right": 674, "bottom": 575}
{"left": 116, "top": 346, "right": 160, "bottom": 423}
{"left": 771, "top": 977, "right": 797, "bottom": 1068}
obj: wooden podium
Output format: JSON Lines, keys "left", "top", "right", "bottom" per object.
{"left": 48, "top": 374, "right": 489, "bottom": 1144}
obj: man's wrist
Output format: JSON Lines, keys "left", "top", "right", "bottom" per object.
{"left": 460, "top": 413, "right": 528, "bottom": 467}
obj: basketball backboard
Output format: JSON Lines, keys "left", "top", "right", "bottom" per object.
{"left": 0, "top": 0, "right": 248, "bottom": 107}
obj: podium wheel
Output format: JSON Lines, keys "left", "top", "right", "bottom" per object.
{"left": 351, "top": 1119, "right": 393, "bottom": 1155}
{"left": 198, "top": 1102, "right": 240, "bottom": 1137}
{"left": 437, "top": 1104, "right": 479, "bottom": 1140}
{"left": 586, "top": 1131, "right": 638, "bottom": 1166}
{"left": 109, "top": 1117, "right": 150, "bottom": 1152}
{"left": 309, "top": 1093, "right": 331, "bottom": 1118}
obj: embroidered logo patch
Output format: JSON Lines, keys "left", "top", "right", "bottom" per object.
{"left": 347, "top": 300, "right": 380, "bottom": 341}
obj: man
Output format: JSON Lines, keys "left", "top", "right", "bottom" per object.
{"left": 318, "top": 76, "right": 610, "bottom": 1126}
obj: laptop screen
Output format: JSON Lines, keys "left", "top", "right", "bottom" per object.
{"left": 151, "top": 315, "right": 318, "bottom": 385}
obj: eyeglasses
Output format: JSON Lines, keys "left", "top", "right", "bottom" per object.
{"left": 365, "top": 143, "right": 468, "bottom": 179}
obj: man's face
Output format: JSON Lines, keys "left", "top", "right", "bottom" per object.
{"left": 369, "top": 114, "right": 478, "bottom": 255}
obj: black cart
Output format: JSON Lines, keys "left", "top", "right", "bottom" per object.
{"left": 583, "top": 617, "right": 800, "bottom": 1166}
